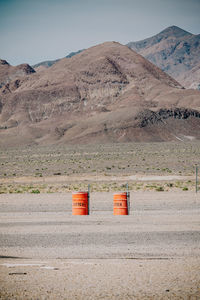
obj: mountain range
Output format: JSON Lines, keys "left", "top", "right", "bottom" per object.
{"left": 127, "top": 26, "right": 200, "bottom": 89}
{"left": 31, "top": 26, "right": 200, "bottom": 90}
{"left": 0, "top": 41, "right": 200, "bottom": 147}
{"left": 32, "top": 49, "right": 84, "bottom": 71}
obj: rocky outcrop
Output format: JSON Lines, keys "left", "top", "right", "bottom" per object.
{"left": 136, "top": 108, "right": 200, "bottom": 128}
{"left": 0, "top": 59, "right": 9, "bottom": 66}
{"left": 0, "top": 60, "right": 35, "bottom": 89}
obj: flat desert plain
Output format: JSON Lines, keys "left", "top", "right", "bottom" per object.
{"left": 0, "top": 142, "right": 200, "bottom": 193}
{"left": 0, "top": 191, "right": 200, "bottom": 299}
{"left": 0, "top": 142, "right": 200, "bottom": 299}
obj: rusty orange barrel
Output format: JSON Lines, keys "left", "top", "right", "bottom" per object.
{"left": 72, "top": 192, "right": 88, "bottom": 215}
{"left": 113, "top": 192, "right": 128, "bottom": 215}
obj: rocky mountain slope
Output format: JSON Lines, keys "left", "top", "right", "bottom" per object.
{"left": 0, "top": 59, "right": 35, "bottom": 89}
{"left": 127, "top": 26, "right": 200, "bottom": 89}
{"left": 0, "top": 42, "right": 200, "bottom": 147}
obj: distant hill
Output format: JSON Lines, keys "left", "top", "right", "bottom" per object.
{"left": 32, "top": 49, "right": 84, "bottom": 69}
{"left": 0, "top": 59, "right": 35, "bottom": 89}
{"left": 127, "top": 26, "right": 200, "bottom": 89}
{"left": 0, "top": 42, "right": 200, "bottom": 147}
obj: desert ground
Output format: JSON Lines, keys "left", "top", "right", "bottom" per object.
{"left": 0, "top": 191, "right": 200, "bottom": 299}
{"left": 0, "top": 141, "right": 200, "bottom": 299}
{"left": 0, "top": 142, "right": 200, "bottom": 193}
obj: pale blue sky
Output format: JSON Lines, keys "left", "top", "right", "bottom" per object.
{"left": 0, "top": 0, "right": 200, "bottom": 66}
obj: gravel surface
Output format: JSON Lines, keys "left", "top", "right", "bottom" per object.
{"left": 0, "top": 192, "right": 200, "bottom": 299}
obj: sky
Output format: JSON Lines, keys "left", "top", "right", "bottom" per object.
{"left": 0, "top": 0, "right": 200, "bottom": 66}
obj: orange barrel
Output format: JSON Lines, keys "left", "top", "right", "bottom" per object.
{"left": 72, "top": 192, "right": 88, "bottom": 215}
{"left": 113, "top": 192, "right": 128, "bottom": 215}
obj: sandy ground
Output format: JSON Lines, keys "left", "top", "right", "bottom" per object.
{"left": 0, "top": 174, "right": 193, "bottom": 184}
{"left": 0, "top": 192, "right": 200, "bottom": 299}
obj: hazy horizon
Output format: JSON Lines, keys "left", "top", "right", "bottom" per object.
{"left": 0, "top": 0, "right": 200, "bottom": 66}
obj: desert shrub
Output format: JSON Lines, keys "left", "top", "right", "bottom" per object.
{"left": 31, "top": 189, "right": 40, "bottom": 194}
{"left": 182, "top": 187, "right": 188, "bottom": 191}
{"left": 16, "top": 190, "right": 23, "bottom": 193}
{"left": 156, "top": 186, "right": 164, "bottom": 192}
{"left": 35, "top": 172, "right": 42, "bottom": 177}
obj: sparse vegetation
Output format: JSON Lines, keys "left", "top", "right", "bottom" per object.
{"left": 182, "top": 187, "right": 188, "bottom": 191}
{"left": 0, "top": 142, "right": 199, "bottom": 193}
{"left": 0, "top": 179, "right": 196, "bottom": 194}
{"left": 31, "top": 189, "right": 40, "bottom": 194}
{"left": 156, "top": 186, "right": 164, "bottom": 192}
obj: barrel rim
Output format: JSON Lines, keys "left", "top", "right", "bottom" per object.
{"left": 113, "top": 192, "right": 127, "bottom": 195}
{"left": 72, "top": 191, "right": 88, "bottom": 194}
